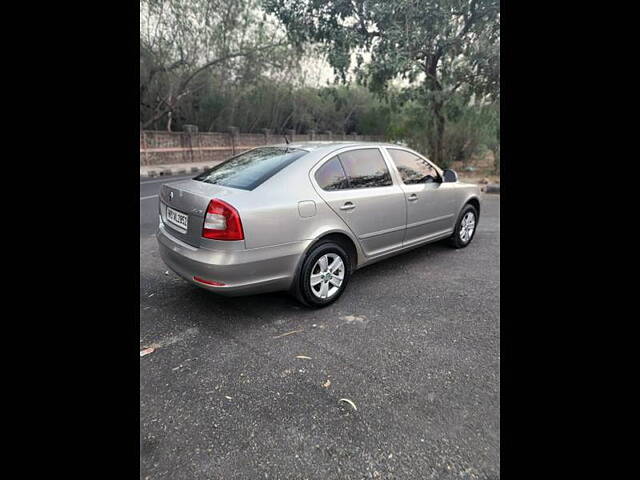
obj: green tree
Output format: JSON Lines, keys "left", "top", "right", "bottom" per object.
{"left": 265, "top": 0, "right": 499, "bottom": 165}
{"left": 140, "top": 0, "right": 294, "bottom": 130}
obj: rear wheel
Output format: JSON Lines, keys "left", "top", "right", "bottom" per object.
{"left": 449, "top": 204, "right": 478, "bottom": 248}
{"left": 294, "top": 241, "right": 351, "bottom": 308}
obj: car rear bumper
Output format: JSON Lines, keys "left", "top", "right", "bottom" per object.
{"left": 156, "top": 224, "right": 309, "bottom": 296}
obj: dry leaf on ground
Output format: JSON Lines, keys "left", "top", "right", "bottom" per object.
{"left": 273, "top": 329, "right": 303, "bottom": 339}
{"left": 338, "top": 398, "right": 357, "bottom": 411}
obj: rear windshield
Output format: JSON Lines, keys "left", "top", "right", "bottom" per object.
{"left": 194, "top": 147, "right": 307, "bottom": 190}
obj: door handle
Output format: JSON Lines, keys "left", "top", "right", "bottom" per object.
{"left": 408, "top": 194, "right": 418, "bottom": 201}
{"left": 340, "top": 202, "right": 356, "bottom": 211}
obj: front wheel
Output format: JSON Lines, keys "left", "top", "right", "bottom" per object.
{"left": 294, "top": 241, "right": 351, "bottom": 308}
{"left": 449, "top": 204, "right": 478, "bottom": 248}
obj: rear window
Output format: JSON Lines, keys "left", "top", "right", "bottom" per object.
{"left": 194, "top": 147, "right": 307, "bottom": 190}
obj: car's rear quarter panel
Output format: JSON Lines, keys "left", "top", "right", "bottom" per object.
{"left": 234, "top": 153, "right": 361, "bottom": 251}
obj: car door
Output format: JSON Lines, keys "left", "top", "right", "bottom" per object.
{"left": 384, "top": 147, "right": 458, "bottom": 247}
{"left": 312, "top": 147, "right": 407, "bottom": 257}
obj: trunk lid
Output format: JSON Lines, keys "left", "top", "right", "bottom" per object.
{"left": 159, "top": 179, "right": 248, "bottom": 248}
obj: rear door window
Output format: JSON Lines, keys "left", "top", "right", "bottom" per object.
{"left": 337, "top": 148, "right": 392, "bottom": 188}
{"left": 194, "top": 147, "right": 307, "bottom": 190}
{"left": 315, "top": 157, "right": 349, "bottom": 191}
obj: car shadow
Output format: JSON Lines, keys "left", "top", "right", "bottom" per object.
{"left": 139, "top": 236, "right": 476, "bottom": 348}
{"left": 159, "top": 239, "right": 454, "bottom": 320}
{"left": 352, "top": 239, "right": 453, "bottom": 279}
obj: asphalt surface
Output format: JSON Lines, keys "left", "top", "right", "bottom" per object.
{"left": 140, "top": 176, "right": 500, "bottom": 479}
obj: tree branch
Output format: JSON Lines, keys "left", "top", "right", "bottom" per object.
{"left": 148, "top": 58, "right": 187, "bottom": 78}
{"left": 178, "top": 42, "right": 286, "bottom": 94}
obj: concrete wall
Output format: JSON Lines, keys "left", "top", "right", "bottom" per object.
{"left": 140, "top": 130, "right": 385, "bottom": 166}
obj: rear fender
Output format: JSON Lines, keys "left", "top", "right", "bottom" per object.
{"left": 288, "top": 226, "right": 364, "bottom": 291}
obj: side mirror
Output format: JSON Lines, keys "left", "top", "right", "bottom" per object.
{"left": 442, "top": 169, "right": 458, "bottom": 183}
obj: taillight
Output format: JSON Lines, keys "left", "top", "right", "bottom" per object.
{"left": 193, "top": 276, "right": 225, "bottom": 286}
{"left": 202, "top": 198, "right": 244, "bottom": 241}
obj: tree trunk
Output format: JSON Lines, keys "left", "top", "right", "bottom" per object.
{"left": 433, "top": 97, "right": 445, "bottom": 166}
{"left": 425, "top": 55, "right": 446, "bottom": 166}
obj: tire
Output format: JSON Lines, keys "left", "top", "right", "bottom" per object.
{"left": 449, "top": 204, "right": 479, "bottom": 249}
{"left": 293, "top": 241, "right": 351, "bottom": 308}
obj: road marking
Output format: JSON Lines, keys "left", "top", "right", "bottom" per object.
{"left": 140, "top": 195, "right": 159, "bottom": 201}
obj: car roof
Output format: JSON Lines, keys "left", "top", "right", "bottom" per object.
{"left": 267, "top": 141, "right": 407, "bottom": 153}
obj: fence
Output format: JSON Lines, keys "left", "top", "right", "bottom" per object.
{"left": 140, "top": 129, "right": 386, "bottom": 166}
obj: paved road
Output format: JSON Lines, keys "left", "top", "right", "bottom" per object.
{"left": 140, "top": 179, "right": 500, "bottom": 479}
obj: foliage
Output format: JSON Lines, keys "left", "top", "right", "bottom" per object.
{"left": 264, "top": 0, "right": 500, "bottom": 164}
{"left": 140, "top": 0, "right": 499, "bottom": 170}
{"left": 140, "top": 0, "right": 296, "bottom": 130}
{"left": 384, "top": 91, "right": 498, "bottom": 168}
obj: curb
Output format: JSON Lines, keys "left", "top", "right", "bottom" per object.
{"left": 485, "top": 183, "right": 500, "bottom": 194}
{"left": 140, "top": 165, "right": 212, "bottom": 179}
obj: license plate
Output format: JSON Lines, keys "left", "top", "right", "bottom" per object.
{"left": 166, "top": 206, "right": 188, "bottom": 231}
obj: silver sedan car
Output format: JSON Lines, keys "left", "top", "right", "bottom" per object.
{"left": 157, "top": 142, "right": 481, "bottom": 307}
